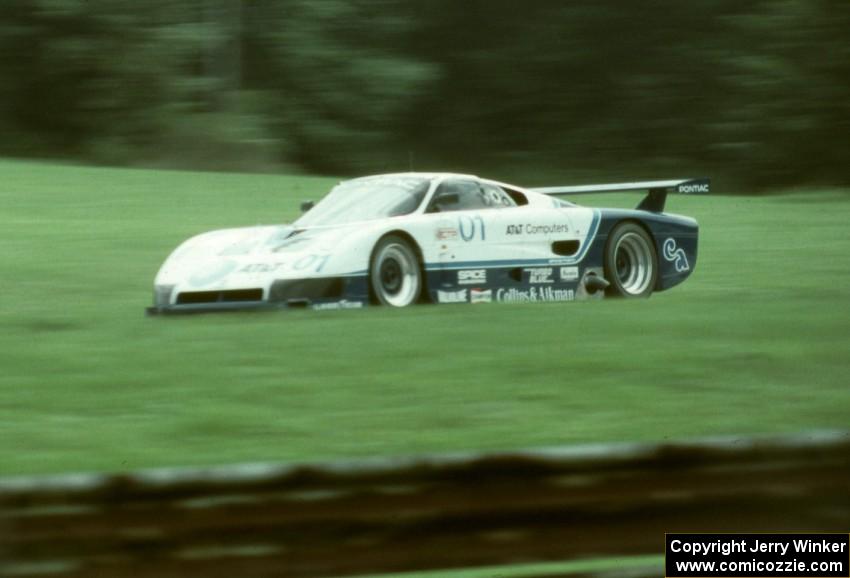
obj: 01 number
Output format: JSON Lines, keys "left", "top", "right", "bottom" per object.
{"left": 458, "top": 215, "right": 486, "bottom": 242}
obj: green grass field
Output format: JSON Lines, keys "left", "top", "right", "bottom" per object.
{"left": 2, "top": 159, "right": 848, "bottom": 476}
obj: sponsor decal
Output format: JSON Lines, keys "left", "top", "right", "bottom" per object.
{"left": 312, "top": 300, "right": 364, "bottom": 311}
{"left": 238, "top": 254, "right": 331, "bottom": 275}
{"left": 239, "top": 262, "right": 286, "bottom": 274}
{"left": 470, "top": 288, "right": 493, "bottom": 304}
{"left": 526, "top": 267, "right": 554, "bottom": 284}
{"left": 662, "top": 238, "right": 690, "bottom": 272}
{"left": 677, "top": 183, "right": 709, "bottom": 194}
{"left": 507, "top": 223, "right": 570, "bottom": 235}
{"left": 559, "top": 266, "right": 579, "bottom": 281}
{"left": 496, "top": 287, "right": 575, "bottom": 303}
{"left": 458, "top": 269, "right": 486, "bottom": 285}
{"left": 437, "top": 289, "right": 468, "bottom": 303}
{"left": 525, "top": 223, "right": 570, "bottom": 235}
{"left": 436, "top": 227, "right": 459, "bottom": 241}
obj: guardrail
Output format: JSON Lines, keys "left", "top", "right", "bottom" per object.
{"left": 2, "top": 431, "right": 848, "bottom": 578}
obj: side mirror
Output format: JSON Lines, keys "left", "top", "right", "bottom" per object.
{"left": 300, "top": 200, "right": 315, "bottom": 213}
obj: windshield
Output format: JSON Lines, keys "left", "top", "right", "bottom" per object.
{"left": 295, "top": 176, "right": 431, "bottom": 227}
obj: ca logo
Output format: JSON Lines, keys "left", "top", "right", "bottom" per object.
{"left": 662, "top": 238, "right": 690, "bottom": 272}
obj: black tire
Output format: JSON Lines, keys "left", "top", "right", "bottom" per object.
{"left": 369, "top": 235, "right": 422, "bottom": 307}
{"left": 603, "top": 222, "right": 658, "bottom": 298}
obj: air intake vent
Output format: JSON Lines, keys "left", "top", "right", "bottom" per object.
{"left": 552, "top": 240, "right": 580, "bottom": 256}
{"left": 269, "top": 278, "right": 344, "bottom": 302}
{"left": 176, "top": 289, "right": 263, "bottom": 305}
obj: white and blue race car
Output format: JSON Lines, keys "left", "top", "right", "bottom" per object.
{"left": 147, "top": 173, "right": 708, "bottom": 314}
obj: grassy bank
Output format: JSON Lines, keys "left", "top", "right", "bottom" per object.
{"left": 1, "top": 160, "right": 848, "bottom": 475}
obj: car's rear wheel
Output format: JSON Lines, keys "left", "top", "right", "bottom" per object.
{"left": 604, "top": 222, "right": 658, "bottom": 298}
{"left": 370, "top": 235, "right": 422, "bottom": 307}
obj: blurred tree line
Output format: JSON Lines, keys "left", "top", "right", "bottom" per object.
{"left": 0, "top": 0, "right": 847, "bottom": 189}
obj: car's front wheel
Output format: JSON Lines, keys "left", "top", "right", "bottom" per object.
{"left": 369, "top": 235, "right": 422, "bottom": 307}
{"left": 604, "top": 222, "right": 658, "bottom": 297}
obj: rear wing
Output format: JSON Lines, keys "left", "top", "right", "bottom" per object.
{"left": 530, "top": 177, "right": 710, "bottom": 213}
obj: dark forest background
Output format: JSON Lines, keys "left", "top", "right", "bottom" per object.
{"left": 1, "top": 0, "right": 848, "bottom": 189}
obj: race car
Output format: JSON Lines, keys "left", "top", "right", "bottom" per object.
{"left": 146, "top": 173, "right": 708, "bottom": 314}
